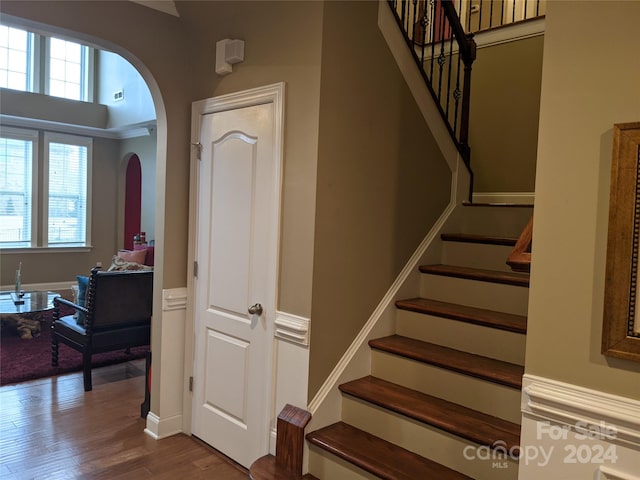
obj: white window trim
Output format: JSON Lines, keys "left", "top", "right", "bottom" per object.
{"left": 1, "top": 23, "right": 95, "bottom": 102}
{"left": 0, "top": 126, "right": 39, "bottom": 248}
{"left": 42, "top": 131, "right": 92, "bottom": 248}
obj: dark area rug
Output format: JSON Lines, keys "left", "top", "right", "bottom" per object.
{"left": 1, "top": 306, "right": 149, "bottom": 386}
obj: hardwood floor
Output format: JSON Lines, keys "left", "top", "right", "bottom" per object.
{"left": 0, "top": 360, "right": 249, "bottom": 479}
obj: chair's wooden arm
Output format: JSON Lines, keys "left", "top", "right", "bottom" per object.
{"left": 53, "top": 296, "right": 88, "bottom": 315}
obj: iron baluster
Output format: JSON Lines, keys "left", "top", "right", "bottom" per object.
{"left": 489, "top": 0, "right": 493, "bottom": 28}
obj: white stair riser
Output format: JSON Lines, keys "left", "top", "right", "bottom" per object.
{"left": 420, "top": 274, "right": 529, "bottom": 316}
{"left": 396, "top": 310, "right": 526, "bottom": 365}
{"left": 441, "top": 242, "right": 514, "bottom": 272}
{"left": 308, "top": 446, "right": 379, "bottom": 480}
{"left": 457, "top": 206, "right": 533, "bottom": 238}
{"left": 342, "top": 396, "right": 519, "bottom": 480}
{"left": 371, "top": 350, "right": 522, "bottom": 423}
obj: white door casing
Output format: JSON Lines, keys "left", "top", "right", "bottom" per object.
{"left": 191, "top": 83, "right": 284, "bottom": 468}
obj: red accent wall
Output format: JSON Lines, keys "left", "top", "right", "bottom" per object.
{"left": 124, "top": 155, "right": 142, "bottom": 250}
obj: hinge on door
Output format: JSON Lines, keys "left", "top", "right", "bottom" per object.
{"left": 189, "top": 376, "right": 193, "bottom": 392}
{"left": 191, "top": 142, "right": 202, "bottom": 160}
{"left": 193, "top": 261, "right": 198, "bottom": 278}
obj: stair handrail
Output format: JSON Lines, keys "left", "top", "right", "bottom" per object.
{"left": 388, "top": 0, "right": 477, "bottom": 168}
{"left": 507, "top": 215, "right": 532, "bottom": 273}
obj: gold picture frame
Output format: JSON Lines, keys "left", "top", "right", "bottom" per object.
{"left": 603, "top": 122, "right": 640, "bottom": 362}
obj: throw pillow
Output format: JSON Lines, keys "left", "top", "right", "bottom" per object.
{"left": 76, "top": 275, "right": 89, "bottom": 325}
{"left": 133, "top": 244, "right": 155, "bottom": 266}
{"left": 118, "top": 249, "right": 147, "bottom": 265}
{"left": 107, "top": 255, "right": 153, "bottom": 272}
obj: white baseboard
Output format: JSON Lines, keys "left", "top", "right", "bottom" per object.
{"left": 144, "top": 412, "right": 183, "bottom": 440}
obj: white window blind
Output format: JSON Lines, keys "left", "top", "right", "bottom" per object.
{"left": 0, "top": 130, "right": 35, "bottom": 247}
{"left": 46, "top": 136, "right": 90, "bottom": 246}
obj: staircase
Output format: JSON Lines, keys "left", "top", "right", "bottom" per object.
{"left": 305, "top": 204, "right": 532, "bottom": 479}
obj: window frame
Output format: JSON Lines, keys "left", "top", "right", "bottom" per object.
{"left": 0, "top": 23, "right": 95, "bottom": 102}
{"left": 0, "top": 126, "right": 39, "bottom": 248}
{"left": 42, "top": 132, "right": 93, "bottom": 248}
{"left": 44, "top": 36, "right": 92, "bottom": 102}
{"left": 0, "top": 128, "right": 93, "bottom": 252}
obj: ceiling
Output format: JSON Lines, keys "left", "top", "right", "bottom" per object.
{"left": 130, "top": 1, "right": 179, "bottom": 17}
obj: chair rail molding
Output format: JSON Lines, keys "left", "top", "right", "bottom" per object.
{"left": 519, "top": 375, "right": 640, "bottom": 479}
{"left": 275, "top": 311, "right": 310, "bottom": 346}
{"left": 162, "top": 287, "right": 187, "bottom": 311}
{"left": 522, "top": 374, "right": 640, "bottom": 447}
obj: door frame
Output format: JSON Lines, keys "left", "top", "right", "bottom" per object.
{"left": 183, "top": 83, "right": 285, "bottom": 440}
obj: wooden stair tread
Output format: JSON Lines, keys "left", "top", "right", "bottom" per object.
{"left": 307, "top": 421, "right": 473, "bottom": 480}
{"left": 339, "top": 376, "right": 521, "bottom": 452}
{"left": 395, "top": 297, "right": 527, "bottom": 334}
{"left": 419, "top": 264, "right": 530, "bottom": 287}
{"left": 250, "top": 455, "right": 319, "bottom": 480}
{"left": 441, "top": 232, "right": 517, "bottom": 246}
{"left": 369, "top": 334, "right": 523, "bottom": 388}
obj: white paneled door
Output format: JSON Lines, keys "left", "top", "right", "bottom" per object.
{"left": 191, "top": 85, "right": 283, "bottom": 468}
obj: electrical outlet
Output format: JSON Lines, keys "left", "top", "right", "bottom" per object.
{"left": 96, "top": 261, "right": 102, "bottom": 268}
{"left": 113, "top": 90, "right": 124, "bottom": 102}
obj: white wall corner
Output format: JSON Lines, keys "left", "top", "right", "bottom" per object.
{"left": 155, "top": 287, "right": 187, "bottom": 438}
{"left": 269, "top": 427, "right": 277, "bottom": 456}
{"left": 272, "top": 312, "right": 311, "bottom": 456}
{"left": 144, "top": 412, "right": 183, "bottom": 440}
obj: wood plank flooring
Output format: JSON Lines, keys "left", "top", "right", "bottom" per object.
{"left": 0, "top": 360, "right": 248, "bottom": 479}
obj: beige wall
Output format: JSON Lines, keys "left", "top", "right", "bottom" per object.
{"left": 308, "top": 1, "right": 451, "bottom": 397}
{"left": 178, "top": 0, "right": 324, "bottom": 318}
{"left": 469, "top": 35, "right": 543, "bottom": 193}
{"left": 526, "top": 0, "right": 640, "bottom": 399}
{"left": 1, "top": 0, "right": 454, "bottom": 405}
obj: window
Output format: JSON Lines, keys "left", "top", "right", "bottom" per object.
{"left": 0, "top": 24, "right": 92, "bottom": 102}
{"left": 0, "top": 128, "right": 37, "bottom": 247}
{"left": 0, "top": 128, "right": 92, "bottom": 249}
{"left": 0, "top": 25, "right": 33, "bottom": 91}
{"left": 48, "top": 37, "right": 89, "bottom": 101}
{"left": 44, "top": 133, "right": 92, "bottom": 246}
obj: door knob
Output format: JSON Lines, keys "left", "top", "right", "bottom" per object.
{"left": 248, "top": 303, "right": 263, "bottom": 315}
